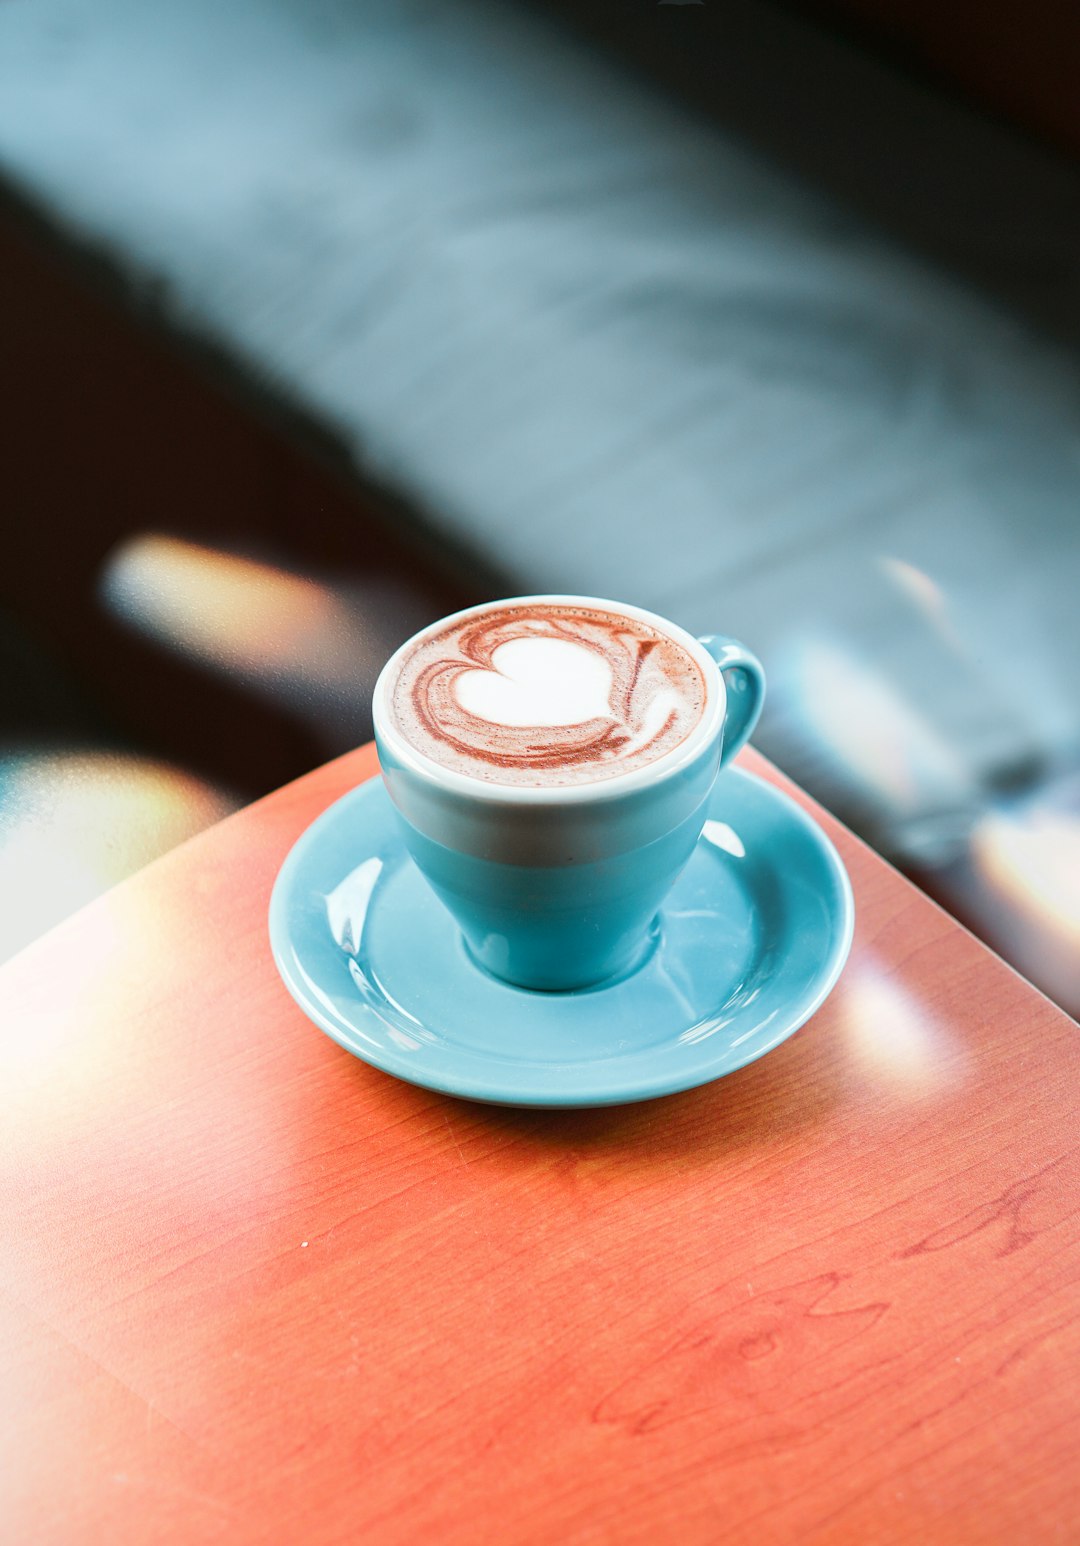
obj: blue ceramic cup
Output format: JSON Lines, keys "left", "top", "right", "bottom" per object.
{"left": 373, "top": 596, "right": 764, "bottom": 991}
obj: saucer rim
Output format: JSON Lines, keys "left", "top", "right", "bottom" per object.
{"left": 269, "top": 767, "right": 854, "bottom": 1108}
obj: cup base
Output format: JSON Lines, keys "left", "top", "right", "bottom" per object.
{"left": 460, "top": 917, "right": 663, "bottom": 995}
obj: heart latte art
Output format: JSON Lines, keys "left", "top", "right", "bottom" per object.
{"left": 387, "top": 603, "right": 707, "bottom": 786}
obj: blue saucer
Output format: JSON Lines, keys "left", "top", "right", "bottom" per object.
{"left": 268, "top": 769, "right": 854, "bottom": 1108}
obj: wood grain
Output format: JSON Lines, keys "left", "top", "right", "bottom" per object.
{"left": 1, "top": 745, "right": 1078, "bottom": 1544}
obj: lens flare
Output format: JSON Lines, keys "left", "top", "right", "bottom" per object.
{"left": 0, "top": 752, "right": 236, "bottom": 963}
{"left": 99, "top": 535, "right": 431, "bottom": 732}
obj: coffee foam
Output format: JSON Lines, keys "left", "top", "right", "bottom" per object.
{"left": 387, "top": 603, "right": 707, "bottom": 787}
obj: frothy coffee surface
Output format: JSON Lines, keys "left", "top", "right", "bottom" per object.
{"left": 387, "top": 603, "right": 707, "bottom": 786}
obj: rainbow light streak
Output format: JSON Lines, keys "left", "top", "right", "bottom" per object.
{"left": 0, "top": 752, "right": 235, "bottom": 965}
{"left": 100, "top": 535, "right": 384, "bottom": 708}
{"left": 970, "top": 801, "right": 1080, "bottom": 1015}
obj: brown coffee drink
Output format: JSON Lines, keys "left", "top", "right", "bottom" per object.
{"left": 386, "top": 601, "right": 707, "bottom": 787}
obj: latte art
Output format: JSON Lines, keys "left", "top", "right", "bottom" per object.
{"left": 387, "top": 603, "right": 707, "bottom": 786}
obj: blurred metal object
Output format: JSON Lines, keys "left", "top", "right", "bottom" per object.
{"left": 764, "top": 619, "right": 1080, "bottom": 1019}
{"left": 767, "top": 633, "right": 980, "bottom": 867}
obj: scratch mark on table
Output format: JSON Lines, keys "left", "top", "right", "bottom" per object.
{"left": 443, "top": 1109, "right": 470, "bottom": 1167}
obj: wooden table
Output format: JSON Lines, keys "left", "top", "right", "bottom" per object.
{"left": 2, "top": 746, "right": 1078, "bottom": 1544}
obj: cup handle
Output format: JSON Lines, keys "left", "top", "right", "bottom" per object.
{"left": 698, "top": 635, "right": 766, "bottom": 769}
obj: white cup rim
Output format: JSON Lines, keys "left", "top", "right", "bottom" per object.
{"left": 372, "top": 594, "right": 725, "bottom": 806}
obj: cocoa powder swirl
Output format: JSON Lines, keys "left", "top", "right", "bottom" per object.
{"left": 388, "top": 604, "right": 707, "bottom": 787}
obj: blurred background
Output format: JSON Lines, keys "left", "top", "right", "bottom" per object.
{"left": 0, "top": 0, "right": 1077, "bottom": 1015}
